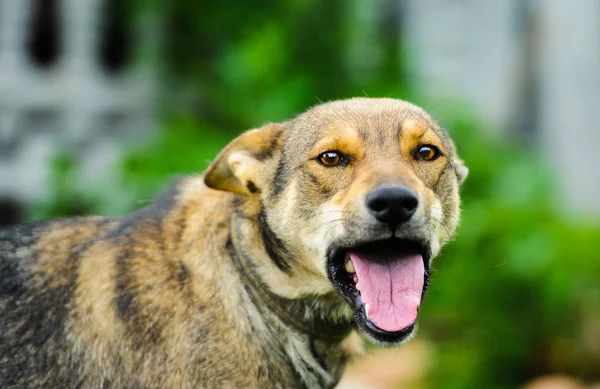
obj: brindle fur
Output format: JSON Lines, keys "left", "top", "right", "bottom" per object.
{"left": 0, "top": 98, "right": 467, "bottom": 388}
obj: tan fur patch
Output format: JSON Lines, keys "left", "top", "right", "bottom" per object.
{"left": 34, "top": 218, "right": 115, "bottom": 288}
{"left": 311, "top": 123, "right": 366, "bottom": 161}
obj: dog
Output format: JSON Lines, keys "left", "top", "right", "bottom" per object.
{"left": 0, "top": 98, "right": 468, "bottom": 388}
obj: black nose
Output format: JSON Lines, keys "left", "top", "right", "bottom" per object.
{"left": 366, "top": 186, "right": 419, "bottom": 226}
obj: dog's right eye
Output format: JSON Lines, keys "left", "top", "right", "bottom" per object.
{"left": 317, "top": 151, "right": 344, "bottom": 167}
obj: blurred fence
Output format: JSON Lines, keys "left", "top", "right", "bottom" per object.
{"left": 0, "top": 0, "right": 157, "bottom": 221}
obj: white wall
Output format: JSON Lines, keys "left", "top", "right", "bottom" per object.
{"left": 0, "top": 0, "right": 157, "bottom": 206}
{"left": 403, "top": 0, "right": 600, "bottom": 218}
{"left": 538, "top": 0, "right": 600, "bottom": 217}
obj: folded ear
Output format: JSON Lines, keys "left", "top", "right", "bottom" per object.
{"left": 454, "top": 158, "right": 469, "bottom": 185}
{"left": 204, "top": 123, "right": 286, "bottom": 195}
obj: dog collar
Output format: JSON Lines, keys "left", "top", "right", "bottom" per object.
{"left": 230, "top": 213, "right": 353, "bottom": 341}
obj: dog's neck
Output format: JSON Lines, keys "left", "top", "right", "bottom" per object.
{"left": 228, "top": 207, "right": 355, "bottom": 386}
{"left": 229, "top": 211, "right": 352, "bottom": 341}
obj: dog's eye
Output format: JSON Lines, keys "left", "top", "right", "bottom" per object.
{"left": 415, "top": 145, "right": 440, "bottom": 162}
{"left": 317, "top": 151, "right": 343, "bottom": 167}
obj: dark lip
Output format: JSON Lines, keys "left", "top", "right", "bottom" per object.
{"left": 326, "top": 238, "right": 431, "bottom": 344}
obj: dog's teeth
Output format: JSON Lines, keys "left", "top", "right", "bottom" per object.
{"left": 344, "top": 257, "right": 355, "bottom": 273}
{"left": 355, "top": 282, "right": 360, "bottom": 291}
{"left": 364, "top": 303, "right": 370, "bottom": 318}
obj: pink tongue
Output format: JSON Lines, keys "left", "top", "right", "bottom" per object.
{"left": 349, "top": 251, "right": 424, "bottom": 332}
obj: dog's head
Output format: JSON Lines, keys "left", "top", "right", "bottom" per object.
{"left": 205, "top": 98, "right": 468, "bottom": 345}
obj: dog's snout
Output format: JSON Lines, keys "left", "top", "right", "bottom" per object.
{"left": 366, "top": 186, "right": 419, "bottom": 226}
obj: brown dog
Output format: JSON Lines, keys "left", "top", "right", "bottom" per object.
{"left": 0, "top": 98, "right": 467, "bottom": 388}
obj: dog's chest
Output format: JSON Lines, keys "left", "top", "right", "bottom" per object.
{"left": 279, "top": 335, "right": 347, "bottom": 389}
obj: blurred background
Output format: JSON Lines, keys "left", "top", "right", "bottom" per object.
{"left": 1, "top": 0, "right": 599, "bottom": 388}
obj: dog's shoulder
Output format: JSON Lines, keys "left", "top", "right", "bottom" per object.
{"left": 0, "top": 175, "right": 244, "bottom": 388}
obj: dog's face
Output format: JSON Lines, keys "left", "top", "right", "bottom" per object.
{"left": 205, "top": 98, "right": 467, "bottom": 345}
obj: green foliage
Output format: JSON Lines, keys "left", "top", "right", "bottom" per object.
{"left": 122, "top": 115, "right": 231, "bottom": 199}
{"left": 33, "top": 154, "right": 101, "bottom": 220}
{"left": 159, "top": 0, "right": 408, "bottom": 130}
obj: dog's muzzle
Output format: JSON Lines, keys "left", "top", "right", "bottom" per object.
{"left": 325, "top": 185, "right": 431, "bottom": 344}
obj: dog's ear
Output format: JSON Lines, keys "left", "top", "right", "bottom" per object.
{"left": 204, "top": 123, "right": 286, "bottom": 195}
{"left": 454, "top": 158, "right": 469, "bottom": 185}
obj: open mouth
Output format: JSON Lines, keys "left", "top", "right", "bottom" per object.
{"left": 327, "top": 239, "right": 430, "bottom": 344}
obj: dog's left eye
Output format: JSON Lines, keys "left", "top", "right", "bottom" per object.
{"left": 317, "top": 151, "right": 344, "bottom": 167}
{"left": 415, "top": 145, "right": 440, "bottom": 161}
